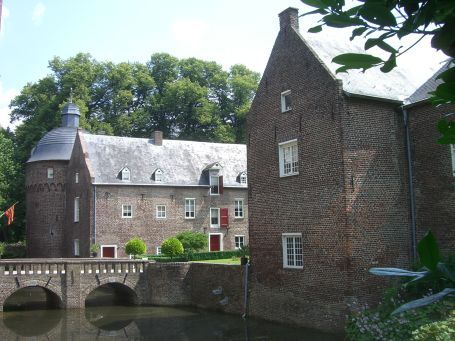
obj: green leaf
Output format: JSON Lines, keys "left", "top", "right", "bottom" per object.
{"left": 350, "top": 27, "right": 368, "bottom": 41}
{"left": 332, "top": 53, "right": 383, "bottom": 72}
{"left": 436, "top": 66, "right": 455, "bottom": 83}
{"left": 436, "top": 118, "right": 455, "bottom": 144}
{"left": 417, "top": 231, "right": 441, "bottom": 271}
{"left": 323, "top": 13, "right": 366, "bottom": 28}
{"left": 359, "top": 3, "right": 398, "bottom": 27}
{"left": 380, "top": 54, "right": 397, "bottom": 73}
{"left": 437, "top": 262, "right": 455, "bottom": 282}
{"left": 308, "top": 25, "right": 323, "bottom": 33}
{"left": 391, "top": 288, "right": 455, "bottom": 315}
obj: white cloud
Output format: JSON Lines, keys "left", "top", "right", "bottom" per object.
{"left": 0, "top": 82, "right": 19, "bottom": 130}
{"left": 32, "top": 2, "right": 46, "bottom": 26}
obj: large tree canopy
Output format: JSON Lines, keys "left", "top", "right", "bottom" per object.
{"left": 300, "top": 0, "right": 454, "bottom": 143}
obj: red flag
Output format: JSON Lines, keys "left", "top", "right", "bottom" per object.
{"left": 4, "top": 204, "right": 15, "bottom": 225}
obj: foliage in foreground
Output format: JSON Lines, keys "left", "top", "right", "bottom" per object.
{"left": 412, "top": 311, "right": 455, "bottom": 341}
{"left": 146, "top": 250, "right": 243, "bottom": 262}
{"left": 161, "top": 237, "right": 184, "bottom": 258}
{"left": 125, "top": 237, "right": 147, "bottom": 256}
{"left": 175, "top": 231, "right": 208, "bottom": 253}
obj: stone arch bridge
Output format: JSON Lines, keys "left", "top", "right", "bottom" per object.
{"left": 0, "top": 259, "right": 150, "bottom": 311}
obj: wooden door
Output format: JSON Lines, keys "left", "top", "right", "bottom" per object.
{"left": 102, "top": 246, "right": 115, "bottom": 258}
{"left": 210, "top": 235, "right": 220, "bottom": 251}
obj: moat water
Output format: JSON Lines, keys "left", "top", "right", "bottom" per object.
{"left": 0, "top": 287, "right": 343, "bottom": 340}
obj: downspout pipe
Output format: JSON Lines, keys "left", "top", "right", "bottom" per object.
{"left": 93, "top": 184, "right": 97, "bottom": 244}
{"left": 403, "top": 107, "right": 417, "bottom": 262}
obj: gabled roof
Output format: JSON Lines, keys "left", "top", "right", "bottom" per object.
{"left": 81, "top": 132, "right": 247, "bottom": 187}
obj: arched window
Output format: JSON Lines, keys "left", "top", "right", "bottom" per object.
{"left": 239, "top": 172, "right": 247, "bottom": 184}
{"left": 121, "top": 167, "right": 131, "bottom": 181}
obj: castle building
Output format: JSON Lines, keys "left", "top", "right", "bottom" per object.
{"left": 246, "top": 7, "right": 454, "bottom": 332}
{"left": 26, "top": 103, "right": 248, "bottom": 258}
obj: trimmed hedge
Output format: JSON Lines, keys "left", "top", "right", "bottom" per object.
{"left": 145, "top": 249, "right": 243, "bottom": 262}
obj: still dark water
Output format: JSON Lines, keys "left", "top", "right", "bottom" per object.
{"left": 0, "top": 287, "right": 343, "bottom": 340}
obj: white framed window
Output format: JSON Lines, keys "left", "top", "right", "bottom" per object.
{"left": 154, "top": 169, "right": 163, "bottom": 182}
{"left": 210, "top": 175, "right": 220, "bottom": 195}
{"left": 281, "top": 90, "right": 292, "bottom": 112}
{"left": 210, "top": 208, "right": 220, "bottom": 228}
{"left": 451, "top": 144, "right": 455, "bottom": 176}
{"left": 47, "top": 168, "right": 54, "bottom": 179}
{"left": 156, "top": 246, "right": 162, "bottom": 255}
{"left": 122, "top": 204, "right": 132, "bottom": 218}
{"left": 282, "top": 233, "right": 303, "bottom": 269}
{"left": 234, "top": 235, "right": 245, "bottom": 249}
{"left": 121, "top": 167, "right": 131, "bottom": 181}
{"left": 75, "top": 172, "right": 79, "bottom": 184}
{"left": 234, "top": 199, "right": 244, "bottom": 218}
{"left": 74, "top": 239, "right": 80, "bottom": 256}
{"left": 240, "top": 172, "right": 247, "bottom": 184}
{"left": 185, "top": 198, "right": 196, "bottom": 219}
{"left": 279, "top": 139, "right": 299, "bottom": 177}
{"left": 74, "top": 197, "right": 80, "bottom": 222}
{"left": 156, "top": 205, "right": 166, "bottom": 219}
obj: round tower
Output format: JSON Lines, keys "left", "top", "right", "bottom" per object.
{"left": 26, "top": 103, "right": 80, "bottom": 258}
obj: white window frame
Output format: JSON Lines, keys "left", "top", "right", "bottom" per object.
{"left": 234, "top": 235, "right": 245, "bottom": 249}
{"left": 210, "top": 208, "right": 220, "bottom": 228}
{"left": 210, "top": 174, "right": 220, "bottom": 195}
{"left": 47, "top": 168, "right": 54, "bottom": 179}
{"left": 451, "top": 144, "right": 455, "bottom": 177}
{"left": 74, "top": 239, "right": 80, "bottom": 256}
{"left": 278, "top": 139, "right": 299, "bottom": 177}
{"left": 121, "top": 167, "right": 131, "bottom": 181}
{"left": 156, "top": 204, "right": 166, "bottom": 219}
{"left": 101, "top": 245, "right": 118, "bottom": 258}
{"left": 282, "top": 233, "right": 303, "bottom": 269}
{"left": 122, "top": 204, "right": 132, "bottom": 218}
{"left": 156, "top": 246, "right": 162, "bottom": 255}
{"left": 240, "top": 172, "right": 247, "bottom": 184}
{"left": 74, "top": 197, "right": 80, "bottom": 223}
{"left": 75, "top": 172, "right": 79, "bottom": 184}
{"left": 185, "top": 198, "right": 196, "bottom": 219}
{"left": 234, "top": 199, "right": 244, "bottom": 218}
{"left": 281, "top": 90, "right": 292, "bottom": 112}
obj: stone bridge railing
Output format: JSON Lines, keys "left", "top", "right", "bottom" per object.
{"left": 0, "top": 258, "right": 150, "bottom": 311}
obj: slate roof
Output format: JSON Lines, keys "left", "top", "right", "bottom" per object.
{"left": 81, "top": 132, "right": 247, "bottom": 187}
{"left": 27, "top": 127, "right": 78, "bottom": 163}
{"left": 405, "top": 59, "right": 453, "bottom": 105}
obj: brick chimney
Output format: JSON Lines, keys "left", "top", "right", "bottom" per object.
{"left": 152, "top": 131, "right": 163, "bottom": 146}
{"left": 279, "top": 7, "right": 299, "bottom": 31}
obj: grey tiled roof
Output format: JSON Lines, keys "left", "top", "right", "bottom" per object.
{"left": 27, "top": 127, "right": 78, "bottom": 163}
{"left": 405, "top": 60, "right": 453, "bottom": 105}
{"left": 82, "top": 132, "right": 247, "bottom": 187}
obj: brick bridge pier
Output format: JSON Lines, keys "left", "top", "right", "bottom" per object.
{"left": 0, "top": 259, "right": 150, "bottom": 311}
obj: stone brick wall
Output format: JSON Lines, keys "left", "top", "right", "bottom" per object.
{"left": 25, "top": 161, "right": 68, "bottom": 258}
{"left": 408, "top": 102, "right": 455, "bottom": 254}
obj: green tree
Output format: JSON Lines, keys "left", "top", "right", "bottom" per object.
{"left": 125, "top": 237, "right": 147, "bottom": 256}
{"left": 161, "top": 237, "right": 184, "bottom": 258}
{"left": 300, "top": 0, "right": 455, "bottom": 143}
{"left": 176, "top": 231, "right": 208, "bottom": 253}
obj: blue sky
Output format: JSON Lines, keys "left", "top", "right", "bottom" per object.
{"left": 0, "top": 1, "right": 446, "bottom": 128}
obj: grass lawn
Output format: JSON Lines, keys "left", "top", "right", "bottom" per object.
{"left": 192, "top": 258, "right": 240, "bottom": 265}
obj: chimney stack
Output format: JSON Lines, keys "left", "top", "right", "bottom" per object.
{"left": 152, "top": 131, "right": 163, "bottom": 146}
{"left": 279, "top": 7, "right": 299, "bottom": 32}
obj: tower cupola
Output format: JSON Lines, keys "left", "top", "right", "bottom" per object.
{"left": 61, "top": 102, "right": 80, "bottom": 128}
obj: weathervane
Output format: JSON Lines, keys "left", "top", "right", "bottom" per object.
{"left": 69, "top": 87, "right": 73, "bottom": 103}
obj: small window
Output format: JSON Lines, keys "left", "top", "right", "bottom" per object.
{"left": 122, "top": 204, "right": 132, "bottom": 218}
{"left": 451, "top": 144, "right": 455, "bottom": 177}
{"left": 121, "top": 167, "right": 131, "bottom": 181}
{"left": 240, "top": 172, "right": 247, "bottom": 184}
{"left": 154, "top": 169, "right": 163, "bottom": 182}
{"left": 281, "top": 90, "right": 292, "bottom": 112}
{"left": 156, "top": 205, "right": 166, "bottom": 219}
{"left": 279, "top": 139, "right": 299, "bottom": 177}
{"left": 282, "top": 233, "right": 303, "bottom": 269}
{"left": 47, "top": 168, "right": 54, "bottom": 179}
{"left": 234, "top": 199, "right": 244, "bottom": 218}
{"left": 74, "top": 197, "right": 80, "bottom": 222}
{"left": 210, "top": 175, "right": 220, "bottom": 195}
{"left": 75, "top": 172, "right": 79, "bottom": 184}
{"left": 235, "top": 235, "right": 245, "bottom": 249}
{"left": 210, "top": 208, "right": 220, "bottom": 228}
{"left": 185, "top": 198, "right": 196, "bottom": 219}
{"left": 74, "top": 239, "right": 80, "bottom": 256}
{"left": 156, "top": 246, "right": 162, "bottom": 255}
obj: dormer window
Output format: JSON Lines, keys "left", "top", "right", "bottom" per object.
{"left": 239, "top": 172, "right": 247, "bottom": 184}
{"left": 205, "top": 162, "right": 223, "bottom": 195}
{"left": 281, "top": 90, "right": 292, "bottom": 112}
{"left": 210, "top": 175, "right": 220, "bottom": 195}
{"left": 153, "top": 168, "right": 164, "bottom": 182}
{"left": 121, "top": 167, "right": 131, "bottom": 181}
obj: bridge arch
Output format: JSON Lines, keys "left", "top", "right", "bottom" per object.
{"left": 0, "top": 280, "right": 63, "bottom": 311}
{"left": 82, "top": 277, "right": 143, "bottom": 306}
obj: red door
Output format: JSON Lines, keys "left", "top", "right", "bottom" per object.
{"left": 210, "top": 235, "right": 220, "bottom": 251}
{"left": 102, "top": 246, "right": 115, "bottom": 258}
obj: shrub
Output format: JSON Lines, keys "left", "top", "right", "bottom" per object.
{"left": 176, "top": 231, "right": 208, "bottom": 253}
{"left": 125, "top": 237, "right": 146, "bottom": 256}
{"left": 161, "top": 238, "right": 184, "bottom": 258}
{"left": 412, "top": 311, "right": 455, "bottom": 340}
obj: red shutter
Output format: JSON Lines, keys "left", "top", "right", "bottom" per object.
{"left": 219, "top": 175, "right": 224, "bottom": 194}
{"left": 220, "top": 208, "right": 229, "bottom": 228}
